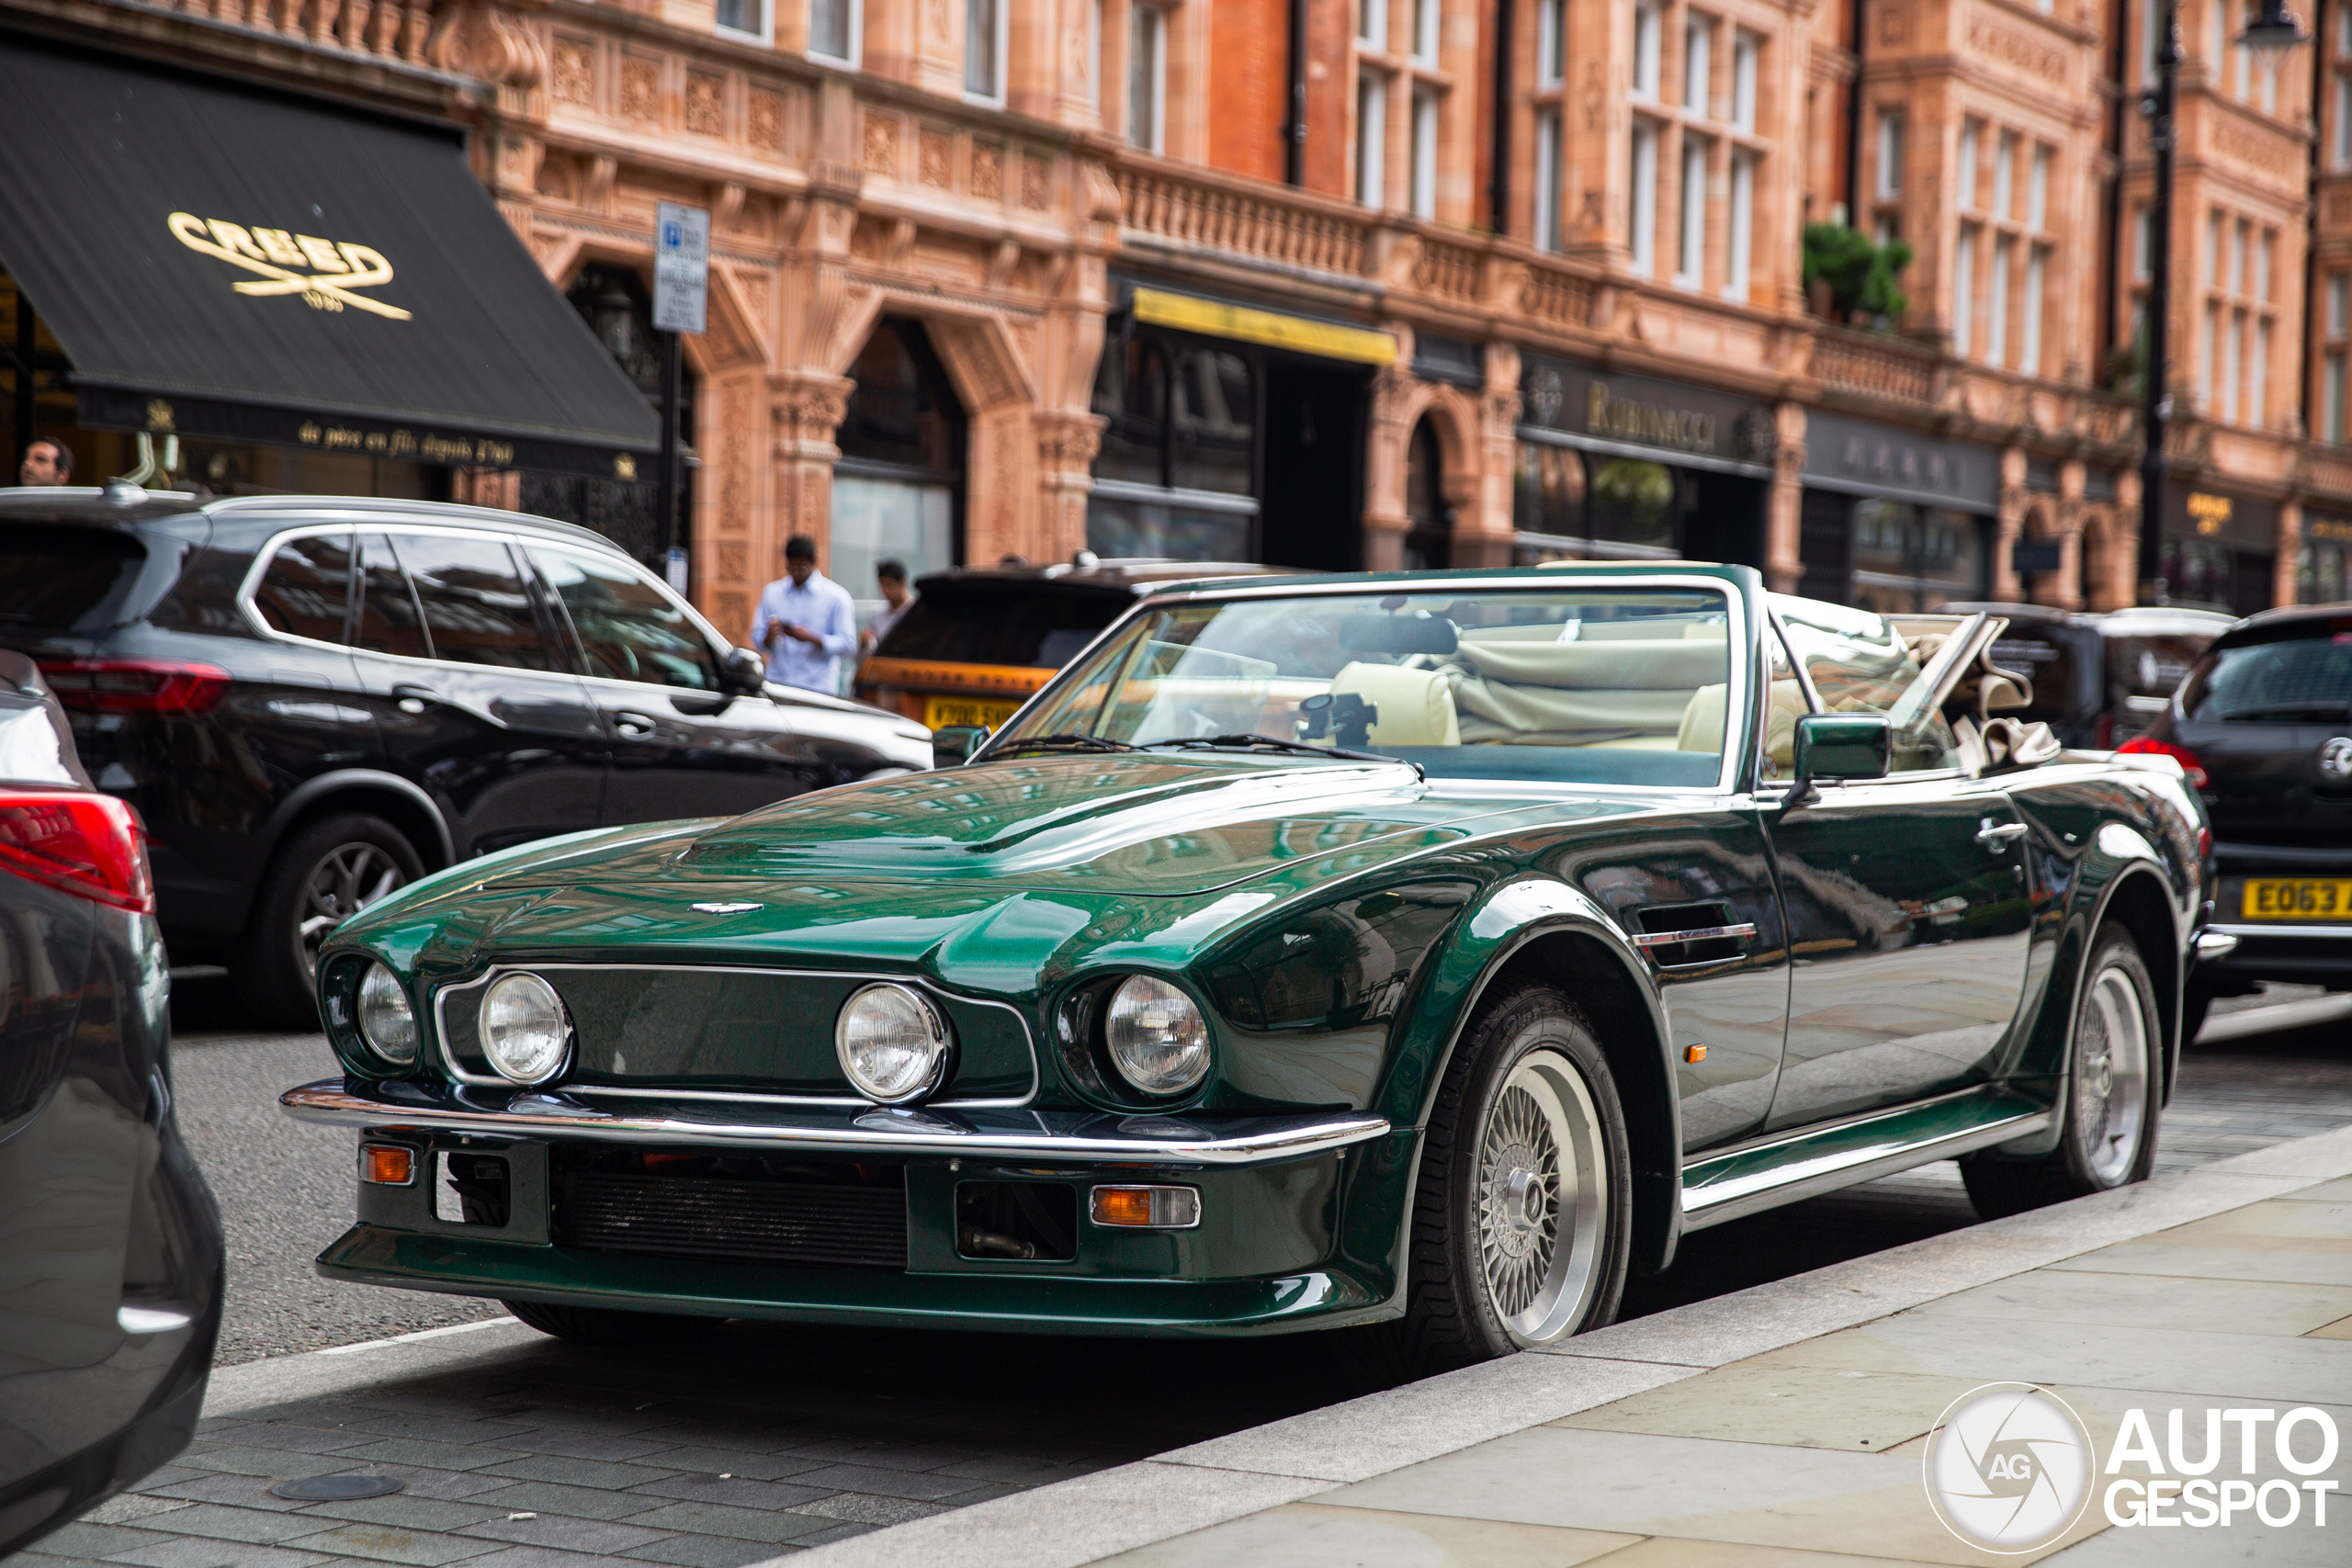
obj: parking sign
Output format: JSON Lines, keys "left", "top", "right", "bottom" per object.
{"left": 652, "top": 202, "right": 708, "bottom": 334}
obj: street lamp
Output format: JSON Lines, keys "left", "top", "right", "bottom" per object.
{"left": 2137, "top": 1, "right": 2308, "bottom": 606}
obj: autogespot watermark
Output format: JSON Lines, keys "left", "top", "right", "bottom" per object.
{"left": 1921, "top": 1383, "right": 2342, "bottom": 1551}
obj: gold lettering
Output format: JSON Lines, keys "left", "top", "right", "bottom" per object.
{"left": 322, "top": 425, "right": 366, "bottom": 451}
{"left": 1588, "top": 382, "right": 1717, "bottom": 453}
{"left": 2188, "top": 492, "right": 2233, "bottom": 536}
{"left": 388, "top": 431, "right": 417, "bottom": 458}
{"left": 2312, "top": 520, "right": 2352, "bottom": 542}
{"left": 479, "top": 440, "right": 514, "bottom": 467}
{"left": 364, "top": 432, "right": 389, "bottom": 453}
{"left": 299, "top": 422, "right": 322, "bottom": 445}
{"left": 206, "top": 220, "right": 268, "bottom": 262}
{"left": 251, "top": 228, "right": 308, "bottom": 267}
{"left": 297, "top": 235, "right": 350, "bottom": 273}
{"left": 615, "top": 454, "right": 639, "bottom": 480}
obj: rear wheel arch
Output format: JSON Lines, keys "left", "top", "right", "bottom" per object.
{"left": 260, "top": 771, "right": 454, "bottom": 874}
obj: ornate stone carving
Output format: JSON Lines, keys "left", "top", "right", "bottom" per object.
{"left": 620, "top": 57, "right": 660, "bottom": 123}
{"left": 919, "top": 127, "right": 953, "bottom": 189}
{"left": 684, "top": 72, "right": 725, "bottom": 137}
{"left": 551, "top": 35, "right": 594, "bottom": 106}
{"left": 748, "top": 90, "right": 786, "bottom": 154}
{"left": 1020, "top": 153, "right": 1050, "bottom": 211}
{"left": 863, "top": 111, "right": 900, "bottom": 177}
{"left": 1035, "top": 412, "right": 1103, "bottom": 470}
{"left": 718, "top": 538, "right": 748, "bottom": 581}
{"left": 972, "top": 141, "right": 1004, "bottom": 201}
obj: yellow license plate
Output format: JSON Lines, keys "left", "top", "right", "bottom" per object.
{"left": 2242, "top": 878, "right": 2352, "bottom": 920}
{"left": 924, "top": 694, "right": 1023, "bottom": 731}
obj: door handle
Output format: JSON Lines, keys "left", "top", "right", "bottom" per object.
{"left": 613, "top": 710, "right": 657, "bottom": 738}
{"left": 1976, "top": 818, "right": 2029, "bottom": 850}
{"left": 391, "top": 683, "right": 508, "bottom": 729}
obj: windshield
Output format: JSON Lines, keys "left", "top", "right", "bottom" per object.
{"left": 2181, "top": 627, "right": 2352, "bottom": 722}
{"left": 989, "top": 586, "right": 1737, "bottom": 785}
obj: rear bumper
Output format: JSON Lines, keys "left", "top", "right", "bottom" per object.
{"left": 278, "top": 1079, "right": 1390, "bottom": 1168}
{"left": 2196, "top": 925, "right": 2352, "bottom": 989}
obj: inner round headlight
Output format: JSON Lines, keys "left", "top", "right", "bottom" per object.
{"left": 835, "top": 983, "right": 952, "bottom": 1104}
{"left": 356, "top": 963, "right": 418, "bottom": 1066}
{"left": 1104, "top": 976, "right": 1210, "bottom": 1096}
{"left": 480, "top": 973, "right": 571, "bottom": 1085}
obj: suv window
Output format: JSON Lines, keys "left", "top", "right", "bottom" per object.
{"left": 252, "top": 534, "right": 352, "bottom": 645}
{"left": 1774, "top": 595, "right": 1959, "bottom": 773}
{"left": 529, "top": 547, "right": 718, "bottom": 691}
{"left": 875, "top": 581, "right": 1131, "bottom": 668}
{"left": 389, "top": 532, "right": 557, "bottom": 671}
{"left": 356, "top": 533, "right": 430, "bottom": 659}
{"left": 0, "top": 525, "right": 149, "bottom": 634}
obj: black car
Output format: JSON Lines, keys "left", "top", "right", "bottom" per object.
{"left": 1944, "top": 602, "right": 2233, "bottom": 749}
{"left": 2120, "top": 604, "right": 2352, "bottom": 1036}
{"left": 0, "top": 650, "right": 222, "bottom": 1555}
{"left": 0, "top": 486, "right": 933, "bottom": 1024}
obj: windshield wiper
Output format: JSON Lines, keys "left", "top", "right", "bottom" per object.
{"left": 1143, "top": 733, "right": 1419, "bottom": 773}
{"left": 989, "top": 732, "right": 1142, "bottom": 756}
{"left": 2215, "top": 702, "right": 2352, "bottom": 721}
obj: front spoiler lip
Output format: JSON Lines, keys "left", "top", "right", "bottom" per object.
{"left": 277, "top": 1079, "right": 1390, "bottom": 1167}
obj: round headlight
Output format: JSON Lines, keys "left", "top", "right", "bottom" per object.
{"left": 835, "top": 983, "right": 952, "bottom": 1104}
{"left": 1104, "top": 976, "right": 1210, "bottom": 1096}
{"left": 356, "top": 963, "right": 418, "bottom": 1066}
{"left": 480, "top": 973, "right": 571, "bottom": 1085}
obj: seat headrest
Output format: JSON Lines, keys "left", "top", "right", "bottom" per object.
{"left": 1330, "top": 662, "right": 1460, "bottom": 747}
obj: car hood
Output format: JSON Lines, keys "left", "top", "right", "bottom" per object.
{"left": 334, "top": 755, "right": 1649, "bottom": 989}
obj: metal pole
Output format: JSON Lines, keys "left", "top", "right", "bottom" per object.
{"left": 2138, "top": 0, "right": 2179, "bottom": 605}
{"left": 657, "top": 327, "right": 683, "bottom": 562}
{"left": 12, "top": 290, "right": 33, "bottom": 474}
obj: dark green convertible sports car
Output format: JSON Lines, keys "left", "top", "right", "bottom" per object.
{"left": 281, "top": 564, "right": 2217, "bottom": 1371}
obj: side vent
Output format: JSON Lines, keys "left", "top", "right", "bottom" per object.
{"left": 1631, "top": 901, "right": 1755, "bottom": 967}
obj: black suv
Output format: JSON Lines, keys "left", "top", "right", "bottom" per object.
{"left": 0, "top": 486, "right": 931, "bottom": 1024}
{"left": 1943, "top": 602, "right": 2233, "bottom": 748}
{"left": 2120, "top": 604, "right": 2352, "bottom": 1036}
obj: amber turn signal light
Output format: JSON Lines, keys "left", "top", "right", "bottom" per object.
{"left": 360, "top": 1145, "right": 414, "bottom": 1186}
{"left": 1684, "top": 1044, "right": 1709, "bottom": 1064}
{"left": 1089, "top": 1185, "right": 1201, "bottom": 1229}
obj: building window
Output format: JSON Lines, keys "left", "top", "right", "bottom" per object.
{"left": 2257, "top": 230, "right": 2274, "bottom": 300}
{"left": 717, "top": 0, "right": 771, "bottom": 43}
{"left": 2133, "top": 207, "right": 2153, "bottom": 277}
{"left": 2336, "top": 75, "right": 2352, "bottom": 169}
{"left": 2021, "top": 246, "right": 2045, "bottom": 375}
{"left": 1535, "top": 109, "right": 1563, "bottom": 250}
{"left": 2028, "top": 146, "right": 2049, "bottom": 230}
{"left": 2223, "top": 310, "right": 2243, "bottom": 423}
{"left": 1678, "top": 137, "right": 1707, "bottom": 287}
{"left": 1732, "top": 32, "right": 1758, "bottom": 130}
{"left": 1410, "top": 84, "right": 1438, "bottom": 218}
{"left": 965, "top": 0, "right": 1004, "bottom": 101}
{"left": 1537, "top": 0, "right": 1565, "bottom": 87}
{"left": 2230, "top": 220, "right": 2247, "bottom": 295}
{"left": 1684, "top": 15, "right": 1712, "bottom": 115}
{"left": 1992, "top": 132, "right": 2015, "bottom": 218}
{"left": 2253, "top": 321, "right": 2269, "bottom": 427}
{"left": 2327, "top": 353, "right": 2347, "bottom": 443}
{"left": 2141, "top": 0, "right": 2161, "bottom": 84}
{"left": 1360, "top": 0, "right": 1386, "bottom": 46}
{"left": 2209, "top": 0, "right": 2227, "bottom": 73}
{"left": 1876, "top": 111, "right": 1903, "bottom": 198}
{"left": 1089, "top": 0, "right": 1102, "bottom": 109}
{"left": 1727, "top": 152, "right": 1754, "bottom": 300}
{"left": 808, "top": 0, "right": 855, "bottom": 62}
{"left": 1953, "top": 224, "right": 1975, "bottom": 355}
{"left": 2205, "top": 209, "right": 2221, "bottom": 285}
{"left": 2331, "top": 275, "right": 2349, "bottom": 336}
{"left": 2199, "top": 304, "right": 2216, "bottom": 406}
{"left": 1987, "top": 236, "right": 2010, "bottom": 367}
{"left": 1630, "top": 121, "right": 1659, "bottom": 274}
{"left": 1357, "top": 71, "right": 1386, "bottom": 207}
{"left": 1128, "top": 3, "right": 1166, "bottom": 152}
{"left": 1633, "top": 3, "right": 1662, "bottom": 99}
{"left": 1957, "top": 119, "right": 1979, "bottom": 209}
{"left": 1413, "top": 0, "right": 1439, "bottom": 62}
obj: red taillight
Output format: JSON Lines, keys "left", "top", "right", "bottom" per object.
{"left": 0, "top": 792, "right": 155, "bottom": 912}
{"left": 2117, "top": 735, "right": 2210, "bottom": 790}
{"left": 2199, "top": 826, "right": 2214, "bottom": 861}
{"left": 38, "top": 660, "right": 231, "bottom": 715}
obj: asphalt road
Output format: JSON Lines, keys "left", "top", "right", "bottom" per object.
{"left": 173, "top": 968, "right": 2352, "bottom": 1365}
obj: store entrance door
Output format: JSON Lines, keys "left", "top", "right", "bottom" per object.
{"left": 1260, "top": 360, "right": 1368, "bottom": 571}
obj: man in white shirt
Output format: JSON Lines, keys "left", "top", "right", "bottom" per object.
{"left": 750, "top": 536, "right": 857, "bottom": 694}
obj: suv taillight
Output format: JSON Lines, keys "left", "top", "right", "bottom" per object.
{"left": 0, "top": 792, "right": 156, "bottom": 912}
{"left": 39, "top": 660, "right": 231, "bottom": 715}
{"left": 2117, "top": 735, "right": 2209, "bottom": 789}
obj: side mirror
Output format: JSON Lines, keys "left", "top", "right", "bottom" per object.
{"left": 721, "top": 647, "right": 765, "bottom": 693}
{"left": 1789, "top": 712, "right": 1890, "bottom": 803}
{"left": 933, "top": 725, "right": 989, "bottom": 767}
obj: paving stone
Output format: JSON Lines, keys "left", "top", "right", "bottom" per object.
{"left": 616, "top": 1449, "right": 819, "bottom": 1483}
{"left": 82, "top": 1495, "right": 197, "bottom": 1526}
{"left": 460, "top": 1483, "right": 673, "bottom": 1523}
{"left": 35, "top": 1521, "right": 176, "bottom": 1558}
{"left": 330, "top": 1466, "right": 514, "bottom": 1503}
{"left": 128, "top": 1506, "right": 334, "bottom": 1546}
{"left": 930, "top": 1455, "right": 1107, "bottom": 1487}
{"left": 607, "top": 1504, "right": 835, "bottom": 1546}
{"left": 624, "top": 1474, "right": 837, "bottom": 1510}
{"left": 170, "top": 1450, "right": 316, "bottom": 1480}
{"left": 476, "top": 1456, "right": 682, "bottom": 1492}
{"left": 1099, "top": 1502, "right": 1641, "bottom": 1568}
{"left": 454, "top": 1515, "right": 673, "bottom": 1553}
{"left": 224, "top": 1427, "right": 384, "bottom": 1458}
{"left": 11, "top": 1552, "right": 119, "bottom": 1568}
{"left": 768, "top": 1465, "right": 972, "bottom": 1502}
{"left": 98, "top": 1539, "right": 337, "bottom": 1568}
{"left": 275, "top": 1522, "right": 501, "bottom": 1566}
{"left": 441, "top": 1546, "right": 639, "bottom": 1568}
{"left": 616, "top": 1535, "right": 781, "bottom": 1568}
{"left": 288, "top": 1495, "right": 503, "bottom": 1533}
{"left": 326, "top": 1441, "right": 515, "bottom": 1474}
{"left": 776, "top": 1439, "right": 976, "bottom": 1473}
{"left": 785, "top": 1494, "right": 950, "bottom": 1527}
{"left": 325, "top": 1416, "right": 537, "bottom": 1445}
{"left": 123, "top": 1469, "right": 211, "bottom": 1496}
{"left": 789, "top": 1523, "right": 876, "bottom": 1548}
{"left": 486, "top": 1431, "right": 678, "bottom": 1464}
{"left": 130, "top": 1478, "right": 307, "bottom": 1514}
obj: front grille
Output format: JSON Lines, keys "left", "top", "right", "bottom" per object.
{"left": 555, "top": 1173, "right": 909, "bottom": 1270}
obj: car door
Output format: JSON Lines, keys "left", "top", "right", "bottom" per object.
{"left": 1760, "top": 602, "right": 2035, "bottom": 1131}
{"left": 525, "top": 543, "right": 830, "bottom": 824}
{"left": 346, "top": 529, "right": 606, "bottom": 857}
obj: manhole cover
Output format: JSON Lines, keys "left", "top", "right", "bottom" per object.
{"left": 271, "top": 1475, "right": 405, "bottom": 1501}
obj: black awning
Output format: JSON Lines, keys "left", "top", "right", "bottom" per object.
{"left": 0, "top": 38, "right": 659, "bottom": 477}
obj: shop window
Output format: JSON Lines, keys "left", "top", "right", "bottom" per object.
{"left": 1087, "top": 323, "right": 1260, "bottom": 562}
{"left": 717, "top": 0, "right": 772, "bottom": 44}
{"left": 1511, "top": 445, "right": 1677, "bottom": 558}
{"left": 2301, "top": 539, "right": 2352, "bottom": 603}
{"left": 1129, "top": 4, "right": 1166, "bottom": 152}
{"left": 834, "top": 319, "right": 963, "bottom": 610}
{"left": 1846, "top": 498, "right": 1988, "bottom": 615}
{"left": 966, "top": 0, "right": 1005, "bottom": 102}
{"left": 808, "top": 0, "right": 856, "bottom": 63}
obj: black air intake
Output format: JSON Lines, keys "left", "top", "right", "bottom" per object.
{"left": 554, "top": 1171, "right": 909, "bottom": 1270}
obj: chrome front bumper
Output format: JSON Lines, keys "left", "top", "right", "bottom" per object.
{"left": 278, "top": 1079, "right": 1391, "bottom": 1168}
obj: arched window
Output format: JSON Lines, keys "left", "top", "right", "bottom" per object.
{"left": 832, "top": 319, "right": 964, "bottom": 615}
{"left": 1404, "top": 417, "right": 1450, "bottom": 569}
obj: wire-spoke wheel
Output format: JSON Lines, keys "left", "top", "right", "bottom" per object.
{"left": 1962, "top": 921, "right": 2161, "bottom": 1219}
{"left": 1373, "top": 980, "right": 1632, "bottom": 1378}
{"left": 235, "top": 812, "right": 423, "bottom": 1030}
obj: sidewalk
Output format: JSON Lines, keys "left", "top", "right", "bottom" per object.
{"left": 785, "top": 1124, "right": 2352, "bottom": 1568}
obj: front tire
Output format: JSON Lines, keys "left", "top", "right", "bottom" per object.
{"left": 1962, "top": 923, "right": 2160, "bottom": 1219}
{"left": 235, "top": 813, "right": 421, "bottom": 1030}
{"left": 1388, "top": 982, "right": 1632, "bottom": 1376}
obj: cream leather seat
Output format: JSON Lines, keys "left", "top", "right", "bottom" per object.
{"left": 1329, "top": 662, "right": 1461, "bottom": 746}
